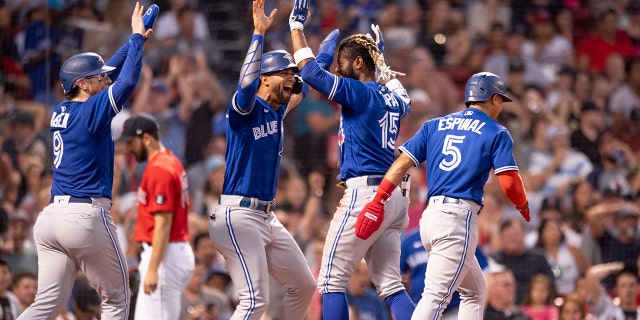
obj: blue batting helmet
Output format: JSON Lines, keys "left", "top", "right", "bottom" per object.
{"left": 260, "top": 50, "right": 298, "bottom": 75}
{"left": 464, "top": 72, "right": 512, "bottom": 107}
{"left": 59, "top": 52, "right": 116, "bottom": 94}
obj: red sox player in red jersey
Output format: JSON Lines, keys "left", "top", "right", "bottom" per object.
{"left": 119, "top": 113, "right": 195, "bottom": 320}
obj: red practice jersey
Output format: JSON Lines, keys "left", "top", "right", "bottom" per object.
{"left": 135, "top": 150, "right": 190, "bottom": 243}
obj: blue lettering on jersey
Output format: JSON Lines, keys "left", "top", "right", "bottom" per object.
{"left": 437, "top": 118, "right": 486, "bottom": 134}
{"left": 50, "top": 112, "right": 70, "bottom": 129}
{"left": 252, "top": 120, "right": 278, "bottom": 140}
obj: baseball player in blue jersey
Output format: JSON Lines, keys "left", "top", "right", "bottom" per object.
{"left": 18, "top": 3, "right": 153, "bottom": 319}
{"left": 207, "top": 1, "right": 315, "bottom": 319}
{"left": 356, "top": 71, "right": 531, "bottom": 320}
{"left": 400, "top": 228, "right": 489, "bottom": 318}
{"left": 289, "top": 1, "right": 415, "bottom": 319}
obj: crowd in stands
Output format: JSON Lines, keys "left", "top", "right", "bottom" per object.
{"left": 2, "top": 0, "right": 640, "bottom": 319}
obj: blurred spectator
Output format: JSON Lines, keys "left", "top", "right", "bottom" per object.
{"left": 180, "top": 258, "right": 227, "bottom": 320}
{"left": 200, "top": 154, "right": 225, "bottom": 217}
{"left": 484, "top": 268, "right": 531, "bottom": 320}
{"left": 619, "top": 107, "right": 640, "bottom": 153}
{"left": 466, "top": 0, "right": 511, "bottom": 43}
{"left": 419, "top": 0, "right": 471, "bottom": 69}
{"left": 69, "top": 280, "right": 101, "bottom": 320}
{"left": 533, "top": 218, "right": 589, "bottom": 296}
{"left": 554, "top": 7, "right": 578, "bottom": 46}
{"left": 484, "top": 27, "right": 527, "bottom": 86}
{"left": 570, "top": 101, "right": 606, "bottom": 167}
{"left": 19, "top": 5, "right": 62, "bottom": 104}
{"left": 10, "top": 271, "right": 36, "bottom": 315}
{"left": 585, "top": 262, "right": 639, "bottom": 319}
{"left": 557, "top": 293, "right": 591, "bottom": 320}
{"left": 191, "top": 232, "right": 225, "bottom": 274}
{"left": 132, "top": 75, "right": 188, "bottom": 163}
{"left": 546, "top": 66, "right": 579, "bottom": 125}
{"left": 569, "top": 71, "right": 594, "bottom": 123}
{"left": 404, "top": 46, "right": 460, "bottom": 118}
{"left": 1, "top": 109, "right": 49, "bottom": 177}
{"left": 585, "top": 202, "right": 640, "bottom": 289}
{"left": 521, "top": 9, "right": 575, "bottom": 89}
{"left": 292, "top": 88, "right": 340, "bottom": 177}
{"left": 587, "top": 133, "right": 638, "bottom": 200}
{"left": 477, "top": 191, "right": 508, "bottom": 255}
{"left": 184, "top": 69, "right": 227, "bottom": 170}
{"left": 467, "top": 22, "right": 508, "bottom": 75}
{"left": 0, "top": 259, "right": 20, "bottom": 319}
{"left": 346, "top": 259, "right": 392, "bottom": 320}
{"left": 527, "top": 121, "right": 593, "bottom": 198}
{"left": 148, "top": 4, "right": 218, "bottom": 72}
{"left": 576, "top": 5, "right": 634, "bottom": 74}
{"left": 521, "top": 274, "right": 558, "bottom": 320}
{"left": 153, "top": 0, "right": 209, "bottom": 43}
{"left": 567, "top": 179, "right": 599, "bottom": 236}
{"left": 627, "top": 2, "right": 640, "bottom": 56}
{"left": 203, "top": 269, "right": 234, "bottom": 319}
{"left": 603, "top": 53, "right": 627, "bottom": 94}
{"left": 491, "top": 218, "right": 555, "bottom": 304}
{"left": 0, "top": 211, "right": 37, "bottom": 276}
{"left": 609, "top": 58, "right": 640, "bottom": 133}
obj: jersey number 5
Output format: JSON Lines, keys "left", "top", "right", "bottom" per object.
{"left": 439, "top": 134, "right": 465, "bottom": 171}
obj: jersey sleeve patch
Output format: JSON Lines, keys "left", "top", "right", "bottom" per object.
{"left": 155, "top": 194, "right": 166, "bottom": 205}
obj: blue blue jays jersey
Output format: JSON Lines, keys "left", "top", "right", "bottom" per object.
{"left": 222, "top": 96, "right": 286, "bottom": 201}
{"left": 221, "top": 34, "right": 286, "bottom": 201}
{"left": 400, "top": 229, "right": 488, "bottom": 308}
{"left": 300, "top": 61, "right": 411, "bottom": 180}
{"left": 50, "top": 34, "right": 145, "bottom": 199}
{"left": 399, "top": 108, "right": 518, "bottom": 204}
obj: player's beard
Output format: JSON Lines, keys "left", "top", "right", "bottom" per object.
{"left": 339, "top": 63, "right": 357, "bottom": 80}
{"left": 133, "top": 145, "right": 148, "bottom": 163}
{"left": 276, "top": 86, "right": 291, "bottom": 105}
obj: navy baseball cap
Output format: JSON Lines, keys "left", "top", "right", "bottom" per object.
{"left": 118, "top": 114, "right": 159, "bottom": 142}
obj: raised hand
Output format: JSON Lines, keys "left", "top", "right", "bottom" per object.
{"left": 131, "top": 2, "right": 152, "bottom": 38}
{"left": 289, "top": 0, "right": 309, "bottom": 31}
{"left": 253, "top": 0, "right": 278, "bottom": 36}
{"left": 317, "top": 29, "right": 339, "bottom": 70}
{"left": 367, "top": 24, "right": 384, "bottom": 52}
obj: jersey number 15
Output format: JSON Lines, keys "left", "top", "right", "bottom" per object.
{"left": 379, "top": 111, "right": 400, "bottom": 149}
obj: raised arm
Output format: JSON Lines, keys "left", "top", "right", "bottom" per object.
{"left": 233, "top": 0, "right": 277, "bottom": 113}
{"left": 109, "top": 2, "right": 153, "bottom": 108}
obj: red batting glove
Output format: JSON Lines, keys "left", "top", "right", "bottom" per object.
{"left": 356, "top": 200, "right": 384, "bottom": 240}
{"left": 355, "top": 178, "right": 396, "bottom": 240}
{"left": 517, "top": 202, "right": 530, "bottom": 222}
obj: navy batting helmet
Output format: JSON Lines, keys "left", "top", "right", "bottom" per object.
{"left": 464, "top": 72, "right": 512, "bottom": 107}
{"left": 59, "top": 52, "right": 116, "bottom": 94}
{"left": 261, "top": 50, "right": 298, "bottom": 75}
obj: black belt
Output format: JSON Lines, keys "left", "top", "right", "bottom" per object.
{"left": 50, "top": 196, "right": 93, "bottom": 204}
{"left": 239, "top": 197, "right": 275, "bottom": 213}
{"left": 338, "top": 176, "right": 384, "bottom": 189}
{"left": 366, "top": 176, "right": 383, "bottom": 186}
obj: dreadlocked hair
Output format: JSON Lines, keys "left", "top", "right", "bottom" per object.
{"left": 338, "top": 34, "right": 405, "bottom": 82}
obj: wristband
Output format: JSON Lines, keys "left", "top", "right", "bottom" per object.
{"left": 374, "top": 178, "right": 396, "bottom": 203}
{"left": 290, "top": 21, "right": 304, "bottom": 31}
{"left": 293, "top": 47, "right": 315, "bottom": 65}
